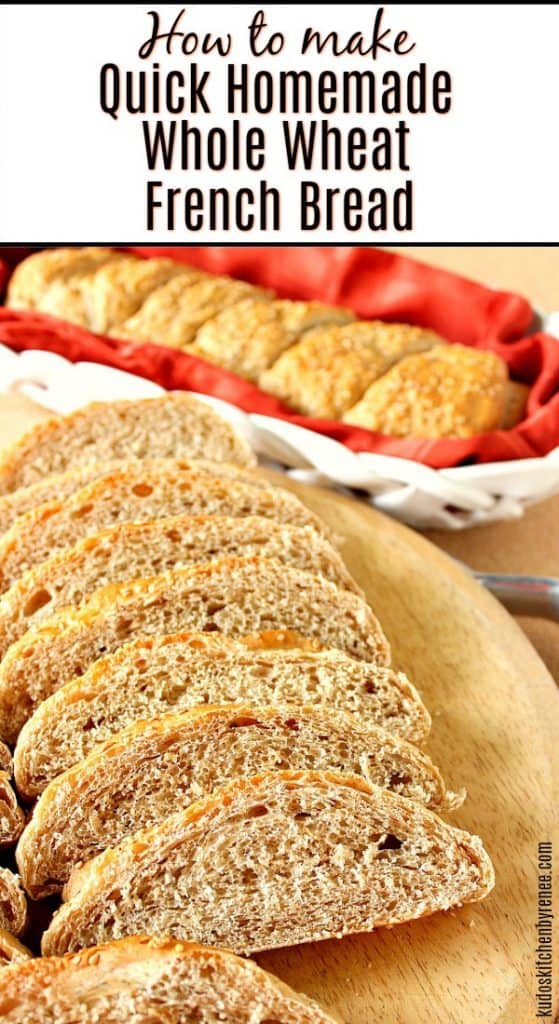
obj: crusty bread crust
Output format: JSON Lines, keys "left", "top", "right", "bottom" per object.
{"left": 14, "top": 631, "right": 430, "bottom": 799}
{"left": 0, "top": 928, "right": 32, "bottom": 966}
{"left": 343, "top": 345, "right": 508, "bottom": 437}
{"left": 0, "top": 935, "right": 339, "bottom": 1023}
{"left": 41, "top": 770, "right": 494, "bottom": 958}
{"left": 17, "top": 701, "right": 461, "bottom": 897}
{"left": 0, "top": 392, "right": 256, "bottom": 494}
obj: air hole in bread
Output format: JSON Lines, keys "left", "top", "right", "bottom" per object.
{"left": 202, "top": 624, "right": 220, "bottom": 633}
{"left": 71, "top": 502, "right": 94, "bottom": 519}
{"left": 229, "top": 716, "right": 259, "bottom": 729}
{"left": 131, "top": 482, "right": 153, "bottom": 497}
{"left": 134, "top": 659, "right": 148, "bottom": 674}
{"left": 390, "top": 772, "right": 412, "bottom": 787}
{"left": 246, "top": 804, "right": 269, "bottom": 818}
{"left": 164, "top": 529, "right": 182, "bottom": 543}
{"left": 82, "top": 718, "right": 96, "bottom": 733}
{"left": 294, "top": 812, "right": 312, "bottom": 821}
{"left": 378, "top": 833, "right": 403, "bottom": 851}
{"left": 23, "top": 588, "right": 52, "bottom": 617}
{"left": 364, "top": 682, "right": 378, "bottom": 694}
{"left": 206, "top": 603, "right": 226, "bottom": 616}
{"left": 283, "top": 718, "right": 300, "bottom": 731}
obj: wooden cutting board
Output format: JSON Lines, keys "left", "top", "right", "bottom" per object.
{"left": 259, "top": 476, "right": 558, "bottom": 1024}
{"left": 0, "top": 395, "right": 557, "bottom": 1024}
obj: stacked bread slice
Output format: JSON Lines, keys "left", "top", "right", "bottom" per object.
{"left": 0, "top": 392, "right": 493, "bottom": 1017}
{"left": 6, "top": 247, "right": 527, "bottom": 436}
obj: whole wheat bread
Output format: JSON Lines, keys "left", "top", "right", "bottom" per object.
{"left": 0, "top": 464, "right": 327, "bottom": 594}
{"left": 0, "top": 869, "right": 27, "bottom": 936}
{"left": 0, "top": 929, "right": 32, "bottom": 966}
{"left": 18, "top": 702, "right": 459, "bottom": 897}
{"left": 14, "top": 631, "right": 429, "bottom": 799}
{"left": 0, "top": 935, "right": 338, "bottom": 1023}
{"left": 0, "top": 392, "right": 255, "bottom": 494}
{"left": 0, "top": 514, "right": 356, "bottom": 657}
{"left": 0, "top": 557, "right": 389, "bottom": 745}
{"left": 41, "top": 770, "right": 494, "bottom": 957}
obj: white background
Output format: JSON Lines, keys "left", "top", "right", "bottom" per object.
{"left": 0, "top": 3, "right": 558, "bottom": 242}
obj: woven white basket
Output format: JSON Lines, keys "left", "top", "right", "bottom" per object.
{"left": 1, "top": 338, "right": 558, "bottom": 531}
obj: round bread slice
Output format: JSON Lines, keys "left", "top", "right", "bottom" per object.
{"left": 0, "top": 514, "right": 357, "bottom": 658}
{"left": 0, "top": 929, "right": 32, "bottom": 967}
{"left": 0, "top": 557, "right": 389, "bottom": 746}
{"left": 0, "top": 935, "right": 338, "bottom": 1023}
{"left": 14, "top": 631, "right": 429, "bottom": 800}
{"left": 0, "top": 869, "right": 27, "bottom": 936}
{"left": 0, "top": 464, "right": 326, "bottom": 594}
{"left": 41, "top": 770, "right": 495, "bottom": 958}
{"left": 17, "top": 702, "right": 460, "bottom": 898}
{"left": 0, "top": 453, "right": 267, "bottom": 538}
{"left": 0, "top": 392, "right": 256, "bottom": 494}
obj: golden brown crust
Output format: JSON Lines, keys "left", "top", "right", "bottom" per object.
{"left": 260, "top": 324, "right": 392, "bottom": 418}
{"left": 36, "top": 255, "right": 141, "bottom": 327}
{"left": 0, "top": 869, "right": 27, "bottom": 936}
{"left": 191, "top": 298, "right": 357, "bottom": 382}
{"left": 114, "top": 275, "right": 271, "bottom": 348}
{"left": 501, "top": 381, "right": 530, "bottom": 429}
{"left": 0, "top": 935, "right": 339, "bottom": 1022}
{"left": 0, "top": 774, "right": 24, "bottom": 848}
{"left": 0, "top": 929, "right": 32, "bottom": 966}
{"left": 343, "top": 344, "right": 509, "bottom": 438}
{"left": 6, "top": 247, "right": 118, "bottom": 309}
{"left": 66, "top": 257, "right": 191, "bottom": 334}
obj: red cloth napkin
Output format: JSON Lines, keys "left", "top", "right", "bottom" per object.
{"left": 1, "top": 246, "right": 558, "bottom": 468}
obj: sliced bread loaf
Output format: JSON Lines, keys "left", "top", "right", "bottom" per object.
{"left": 0, "top": 465, "right": 326, "bottom": 593}
{"left": 0, "top": 869, "right": 27, "bottom": 936}
{"left": 0, "top": 461, "right": 126, "bottom": 537}
{"left": 0, "top": 935, "right": 339, "bottom": 1023}
{"left": 0, "top": 558, "right": 389, "bottom": 745}
{"left": 18, "top": 702, "right": 460, "bottom": 897}
{"left": 0, "top": 514, "right": 356, "bottom": 657}
{"left": 0, "top": 392, "right": 255, "bottom": 494}
{"left": 41, "top": 770, "right": 495, "bottom": 957}
{"left": 14, "top": 632, "right": 429, "bottom": 799}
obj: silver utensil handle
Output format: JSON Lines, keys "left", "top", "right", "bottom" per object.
{"left": 472, "top": 573, "right": 559, "bottom": 622}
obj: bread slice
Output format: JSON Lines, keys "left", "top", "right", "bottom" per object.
{"left": 14, "top": 631, "right": 429, "bottom": 799}
{"left": 0, "top": 464, "right": 326, "bottom": 593}
{"left": 0, "top": 392, "right": 256, "bottom": 494}
{"left": 0, "top": 869, "right": 27, "bottom": 936}
{"left": 0, "top": 774, "right": 24, "bottom": 848}
{"left": 343, "top": 345, "right": 509, "bottom": 438}
{"left": 0, "top": 935, "right": 339, "bottom": 1023}
{"left": 5, "top": 247, "right": 118, "bottom": 309}
{"left": 0, "top": 558, "right": 389, "bottom": 746}
{"left": 0, "top": 514, "right": 356, "bottom": 658}
{"left": 0, "top": 929, "right": 32, "bottom": 966}
{"left": 0, "top": 461, "right": 133, "bottom": 537}
{"left": 18, "top": 702, "right": 460, "bottom": 897}
{"left": 41, "top": 769, "right": 494, "bottom": 957}
{"left": 0, "top": 454, "right": 266, "bottom": 539}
